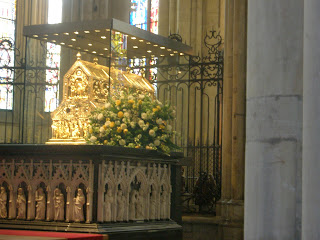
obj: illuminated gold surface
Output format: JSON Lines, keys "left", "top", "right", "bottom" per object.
{"left": 48, "top": 56, "right": 155, "bottom": 144}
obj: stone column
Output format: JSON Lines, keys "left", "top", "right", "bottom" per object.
{"left": 158, "top": 0, "right": 169, "bottom": 37}
{"left": 221, "top": 0, "right": 234, "bottom": 207}
{"left": 245, "top": 1, "right": 303, "bottom": 239}
{"left": 217, "top": 0, "right": 246, "bottom": 238}
{"left": 302, "top": 1, "right": 320, "bottom": 239}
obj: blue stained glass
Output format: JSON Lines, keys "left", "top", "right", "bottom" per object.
{"left": 130, "top": 0, "right": 148, "bottom": 30}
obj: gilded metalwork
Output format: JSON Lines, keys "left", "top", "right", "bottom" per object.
{"left": 67, "top": 68, "right": 89, "bottom": 99}
{"left": 48, "top": 54, "right": 155, "bottom": 144}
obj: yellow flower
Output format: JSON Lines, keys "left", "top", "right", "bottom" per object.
{"left": 116, "top": 100, "right": 121, "bottom": 106}
{"left": 159, "top": 124, "right": 165, "bottom": 130}
{"left": 138, "top": 100, "right": 142, "bottom": 105}
{"left": 103, "top": 140, "right": 108, "bottom": 145}
{"left": 133, "top": 104, "right": 136, "bottom": 109}
{"left": 103, "top": 125, "right": 107, "bottom": 129}
{"left": 123, "top": 129, "right": 128, "bottom": 134}
{"left": 152, "top": 108, "right": 158, "bottom": 112}
{"left": 110, "top": 122, "right": 115, "bottom": 128}
{"left": 89, "top": 128, "right": 93, "bottom": 133}
{"left": 118, "top": 111, "right": 124, "bottom": 118}
{"left": 117, "top": 127, "right": 122, "bottom": 133}
{"left": 128, "top": 99, "right": 134, "bottom": 104}
{"left": 135, "top": 145, "right": 140, "bottom": 149}
{"left": 157, "top": 105, "right": 161, "bottom": 110}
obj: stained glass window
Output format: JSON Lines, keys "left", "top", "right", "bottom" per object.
{"left": 0, "top": 0, "right": 16, "bottom": 110}
{"left": 45, "top": 0, "right": 62, "bottom": 112}
{"left": 111, "top": 31, "right": 128, "bottom": 70}
{"left": 150, "top": 0, "right": 159, "bottom": 34}
{"left": 129, "top": 0, "right": 159, "bottom": 33}
{"left": 129, "top": 0, "right": 159, "bottom": 91}
{"left": 130, "top": 0, "right": 148, "bottom": 30}
{"left": 149, "top": 0, "right": 159, "bottom": 87}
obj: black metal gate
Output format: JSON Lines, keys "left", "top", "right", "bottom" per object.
{"left": 0, "top": 38, "right": 54, "bottom": 144}
{"left": 130, "top": 31, "right": 223, "bottom": 213}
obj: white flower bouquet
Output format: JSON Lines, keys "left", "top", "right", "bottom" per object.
{"left": 86, "top": 90, "right": 179, "bottom": 154}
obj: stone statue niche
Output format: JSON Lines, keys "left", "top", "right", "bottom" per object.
{"left": 104, "top": 184, "right": 114, "bottom": 222}
{"left": 129, "top": 178, "right": 140, "bottom": 221}
{"left": 160, "top": 185, "right": 170, "bottom": 220}
{"left": 47, "top": 53, "right": 155, "bottom": 145}
{"left": 129, "top": 188, "right": 137, "bottom": 221}
{"left": 16, "top": 183, "right": 28, "bottom": 220}
{"left": 135, "top": 187, "right": 145, "bottom": 221}
{"left": 53, "top": 186, "right": 65, "bottom": 221}
{"left": 73, "top": 186, "right": 86, "bottom": 223}
{"left": 129, "top": 177, "right": 145, "bottom": 221}
{"left": 115, "top": 185, "right": 126, "bottom": 222}
{"left": 35, "top": 185, "right": 46, "bottom": 221}
{"left": 0, "top": 183, "right": 9, "bottom": 219}
{"left": 149, "top": 185, "right": 158, "bottom": 220}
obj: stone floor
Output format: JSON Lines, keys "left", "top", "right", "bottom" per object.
{"left": 182, "top": 215, "right": 243, "bottom": 240}
{"left": 182, "top": 215, "right": 221, "bottom": 240}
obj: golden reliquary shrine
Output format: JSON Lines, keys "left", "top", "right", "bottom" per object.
{"left": 48, "top": 53, "right": 155, "bottom": 144}
{"left": 0, "top": 18, "right": 193, "bottom": 239}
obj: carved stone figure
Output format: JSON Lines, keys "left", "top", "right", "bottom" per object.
{"left": 104, "top": 190, "right": 113, "bottom": 222}
{"left": 116, "top": 190, "right": 125, "bottom": 221}
{"left": 136, "top": 189, "right": 144, "bottom": 220}
{"left": 160, "top": 190, "right": 167, "bottom": 219}
{"left": 71, "top": 121, "right": 80, "bottom": 138}
{"left": 16, "top": 187, "right": 26, "bottom": 220}
{"left": 129, "top": 190, "right": 137, "bottom": 220}
{"left": 0, "top": 187, "right": 7, "bottom": 218}
{"left": 35, "top": 187, "right": 46, "bottom": 220}
{"left": 73, "top": 188, "right": 85, "bottom": 222}
{"left": 150, "top": 189, "right": 157, "bottom": 220}
{"left": 53, "top": 188, "right": 64, "bottom": 221}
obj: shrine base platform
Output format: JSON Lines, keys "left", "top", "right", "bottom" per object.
{"left": 0, "top": 145, "right": 183, "bottom": 240}
{"left": 0, "top": 219, "right": 181, "bottom": 240}
{"left": 0, "top": 229, "right": 106, "bottom": 240}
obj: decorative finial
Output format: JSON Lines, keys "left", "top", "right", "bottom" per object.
{"left": 76, "top": 52, "right": 81, "bottom": 60}
{"left": 93, "top": 57, "right": 98, "bottom": 64}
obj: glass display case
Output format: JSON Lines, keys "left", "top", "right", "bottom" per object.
{"left": 21, "top": 18, "right": 193, "bottom": 144}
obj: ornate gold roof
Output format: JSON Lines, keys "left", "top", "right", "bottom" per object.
{"left": 78, "top": 61, "right": 153, "bottom": 91}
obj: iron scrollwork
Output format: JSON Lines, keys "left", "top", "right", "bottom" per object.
{"left": 128, "top": 31, "right": 224, "bottom": 214}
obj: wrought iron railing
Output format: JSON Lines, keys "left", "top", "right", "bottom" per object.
{"left": 129, "top": 31, "right": 223, "bottom": 214}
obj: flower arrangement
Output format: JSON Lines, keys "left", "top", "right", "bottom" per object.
{"left": 86, "top": 90, "right": 179, "bottom": 154}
